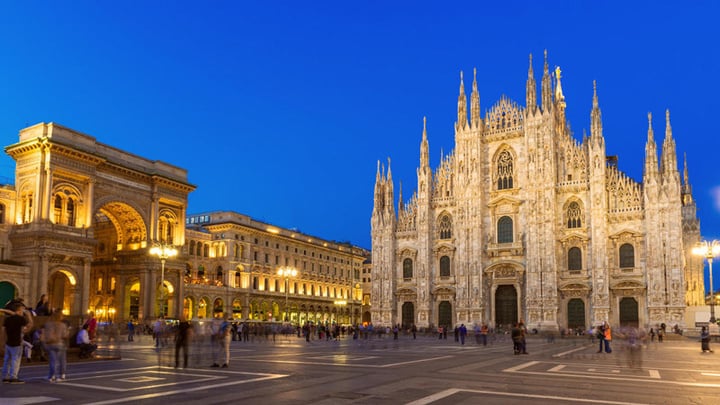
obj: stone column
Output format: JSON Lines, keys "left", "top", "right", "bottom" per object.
{"left": 81, "top": 259, "right": 91, "bottom": 316}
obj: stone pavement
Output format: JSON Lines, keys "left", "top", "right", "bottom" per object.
{"left": 1, "top": 332, "right": 718, "bottom": 404}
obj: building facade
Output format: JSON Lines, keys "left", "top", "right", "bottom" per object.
{"left": 182, "top": 211, "right": 366, "bottom": 324}
{"left": 0, "top": 123, "right": 366, "bottom": 325}
{"left": 370, "top": 53, "right": 704, "bottom": 332}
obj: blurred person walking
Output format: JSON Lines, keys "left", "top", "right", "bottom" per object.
{"left": 43, "top": 309, "right": 69, "bottom": 382}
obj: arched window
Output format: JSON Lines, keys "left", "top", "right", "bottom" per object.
{"left": 203, "top": 244, "right": 209, "bottom": 257}
{"left": 568, "top": 247, "right": 582, "bottom": 271}
{"left": 189, "top": 240, "right": 196, "bottom": 256}
{"left": 497, "top": 216, "right": 513, "bottom": 243}
{"left": 54, "top": 195, "right": 63, "bottom": 223}
{"left": 196, "top": 243, "right": 202, "bottom": 256}
{"left": 496, "top": 150, "right": 514, "bottom": 190}
{"left": 439, "top": 256, "right": 450, "bottom": 277}
{"left": 403, "top": 258, "right": 413, "bottom": 279}
{"left": 158, "top": 210, "right": 177, "bottom": 244}
{"left": 567, "top": 202, "right": 582, "bottom": 228}
{"left": 438, "top": 214, "right": 452, "bottom": 239}
{"left": 66, "top": 199, "right": 75, "bottom": 226}
{"left": 619, "top": 244, "right": 635, "bottom": 268}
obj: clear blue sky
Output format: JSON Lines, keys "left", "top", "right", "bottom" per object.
{"left": 1, "top": 2, "right": 719, "bottom": 262}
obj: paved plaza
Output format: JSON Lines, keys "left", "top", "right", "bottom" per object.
{"left": 1, "top": 332, "right": 718, "bottom": 405}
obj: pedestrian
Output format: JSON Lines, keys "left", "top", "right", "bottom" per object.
{"left": 459, "top": 324, "right": 467, "bottom": 345}
{"left": 596, "top": 324, "right": 605, "bottom": 353}
{"left": 454, "top": 325, "right": 459, "bottom": 342}
{"left": 620, "top": 326, "right": 645, "bottom": 369}
{"left": 42, "top": 309, "right": 69, "bottom": 382}
{"left": 34, "top": 294, "right": 50, "bottom": 317}
{"left": 480, "top": 323, "right": 489, "bottom": 346}
{"left": 21, "top": 334, "right": 33, "bottom": 363}
{"left": 175, "top": 316, "right": 192, "bottom": 368}
{"left": 649, "top": 327, "right": 655, "bottom": 342}
{"left": 85, "top": 311, "right": 98, "bottom": 341}
{"left": 76, "top": 324, "right": 97, "bottom": 358}
{"left": 657, "top": 325, "right": 664, "bottom": 343}
{"left": 153, "top": 316, "right": 165, "bottom": 349}
{"left": 393, "top": 325, "right": 399, "bottom": 340}
{"left": 600, "top": 321, "right": 612, "bottom": 353}
{"left": 700, "top": 326, "right": 713, "bottom": 353}
{"left": 210, "top": 317, "right": 223, "bottom": 367}
{"left": 127, "top": 320, "right": 135, "bottom": 342}
{"left": 438, "top": 325, "right": 443, "bottom": 340}
{"left": 411, "top": 324, "right": 417, "bottom": 339}
{"left": 518, "top": 321, "right": 528, "bottom": 354}
{"left": 511, "top": 322, "right": 522, "bottom": 354}
{"left": 2, "top": 300, "right": 34, "bottom": 384}
{"left": 221, "top": 318, "right": 232, "bottom": 367}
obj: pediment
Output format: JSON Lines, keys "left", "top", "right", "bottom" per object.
{"left": 487, "top": 195, "right": 522, "bottom": 208}
{"left": 609, "top": 228, "right": 643, "bottom": 240}
{"left": 559, "top": 231, "right": 590, "bottom": 244}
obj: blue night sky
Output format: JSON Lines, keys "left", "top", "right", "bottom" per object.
{"left": 1, "top": 2, "right": 719, "bottom": 263}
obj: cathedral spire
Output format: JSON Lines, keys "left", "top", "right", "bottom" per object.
{"left": 661, "top": 109, "right": 678, "bottom": 177}
{"left": 470, "top": 67, "right": 480, "bottom": 128}
{"left": 682, "top": 152, "right": 694, "bottom": 204}
{"left": 590, "top": 81, "right": 604, "bottom": 145}
{"left": 526, "top": 53, "right": 537, "bottom": 113}
{"left": 456, "top": 71, "right": 468, "bottom": 131}
{"left": 385, "top": 157, "right": 394, "bottom": 214}
{"left": 420, "top": 116, "right": 430, "bottom": 169}
{"left": 644, "top": 112, "right": 659, "bottom": 182}
{"left": 397, "top": 180, "right": 403, "bottom": 214}
{"left": 541, "top": 50, "right": 553, "bottom": 112}
{"left": 554, "top": 66, "right": 567, "bottom": 132}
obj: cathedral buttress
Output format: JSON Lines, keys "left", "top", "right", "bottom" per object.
{"left": 415, "top": 117, "right": 433, "bottom": 325}
{"left": 587, "top": 81, "right": 610, "bottom": 323}
{"left": 371, "top": 158, "right": 396, "bottom": 325}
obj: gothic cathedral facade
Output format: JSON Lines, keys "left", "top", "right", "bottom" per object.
{"left": 371, "top": 53, "right": 704, "bottom": 332}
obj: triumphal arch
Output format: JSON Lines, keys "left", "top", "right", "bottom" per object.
{"left": 4, "top": 123, "right": 194, "bottom": 322}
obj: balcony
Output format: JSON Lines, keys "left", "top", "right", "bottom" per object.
{"left": 486, "top": 241, "right": 524, "bottom": 258}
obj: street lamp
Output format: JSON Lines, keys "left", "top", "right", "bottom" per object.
{"left": 692, "top": 240, "right": 720, "bottom": 324}
{"left": 150, "top": 243, "right": 178, "bottom": 317}
{"left": 277, "top": 267, "right": 298, "bottom": 322}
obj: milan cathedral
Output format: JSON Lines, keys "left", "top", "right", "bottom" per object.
{"left": 371, "top": 52, "right": 704, "bottom": 332}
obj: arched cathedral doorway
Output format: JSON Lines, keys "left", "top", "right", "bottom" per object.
{"left": 495, "top": 285, "right": 517, "bottom": 328}
{"left": 567, "top": 299, "right": 585, "bottom": 330}
{"left": 402, "top": 302, "right": 414, "bottom": 329}
{"left": 438, "top": 301, "right": 452, "bottom": 329}
{"left": 619, "top": 297, "right": 639, "bottom": 327}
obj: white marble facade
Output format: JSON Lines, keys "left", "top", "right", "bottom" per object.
{"left": 371, "top": 53, "right": 704, "bottom": 332}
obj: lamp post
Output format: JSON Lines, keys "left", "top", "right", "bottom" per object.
{"left": 692, "top": 240, "right": 720, "bottom": 324}
{"left": 150, "top": 243, "right": 178, "bottom": 317}
{"left": 277, "top": 267, "right": 297, "bottom": 322}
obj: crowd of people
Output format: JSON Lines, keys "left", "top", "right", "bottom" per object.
{"left": 3, "top": 297, "right": 716, "bottom": 383}
{"left": 1, "top": 296, "right": 100, "bottom": 384}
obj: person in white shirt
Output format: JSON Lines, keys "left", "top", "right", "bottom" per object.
{"left": 76, "top": 324, "right": 97, "bottom": 358}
